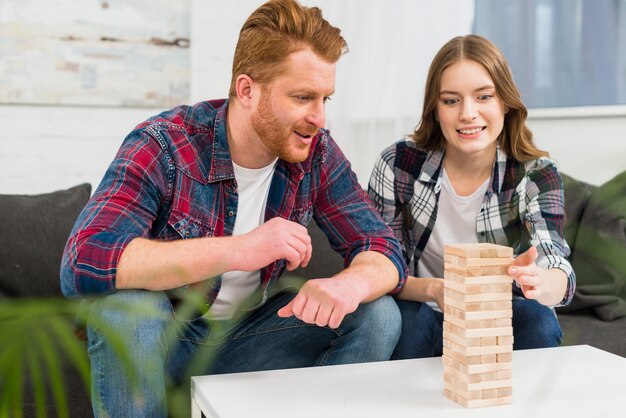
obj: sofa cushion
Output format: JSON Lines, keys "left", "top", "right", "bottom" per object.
{"left": 561, "top": 173, "right": 596, "bottom": 248}
{"left": 0, "top": 184, "right": 91, "bottom": 297}
{"left": 563, "top": 171, "right": 626, "bottom": 320}
{"left": 293, "top": 219, "right": 345, "bottom": 280}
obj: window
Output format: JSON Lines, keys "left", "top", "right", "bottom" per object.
{"left": 473, "top": 0, "right": 626, "bottom": 108}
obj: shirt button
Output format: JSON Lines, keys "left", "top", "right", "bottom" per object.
{"left": 228, "top": 211, "right": 235, "bottom": 217}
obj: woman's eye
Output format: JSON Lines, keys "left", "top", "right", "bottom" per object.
{"left": 442, "top": 98, "right": 458, "bottom": 105}
{"left": 478, "top": 95, "right": 493, "bottom": 101}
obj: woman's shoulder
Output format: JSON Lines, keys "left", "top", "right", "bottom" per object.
{"left": 522, "top": 156, "right": 561, "bottom": 180}
{"left": 514, "top": 156, "right": 563, "bottom": 191}
{"left": 377, "top": 138, "right": 430, "bottom": 172}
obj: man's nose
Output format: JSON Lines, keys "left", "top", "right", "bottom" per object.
{"left": 306, "top": 100, "right": 326, "bottom": 128}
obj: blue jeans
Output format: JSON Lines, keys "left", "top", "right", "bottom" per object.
{"left": 391, "top": 298, "right": 563, "bottom": 360}
{"left": 86, "top": 289, "right": 401, "bottom": 418}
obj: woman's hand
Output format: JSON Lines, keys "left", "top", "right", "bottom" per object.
{"left": 397, "top": 276, "right": 445, "bottom": 311}
{"left": 507, "top": 247, "right": 567, "bottom": 306}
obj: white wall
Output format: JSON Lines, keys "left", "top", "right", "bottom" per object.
{"left": 528, "top": 107, "right": 626, "bottom": 186}
{"left": 1, "top": 1, "right": 625, "bottom": 196}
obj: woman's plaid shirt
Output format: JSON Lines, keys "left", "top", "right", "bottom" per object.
{"left": 368, "top": 138, "right": 575, "bottom": 306}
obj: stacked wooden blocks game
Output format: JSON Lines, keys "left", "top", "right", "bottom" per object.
{"left": 442, "top": 243, "right": 514, "bottom": 408}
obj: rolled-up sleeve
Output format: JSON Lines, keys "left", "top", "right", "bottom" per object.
{"left": 524, "top": 161, "right": 576, "bottom": 306}
{"left": 312, "top": 137, "right": 408, "bottom": 293}
{"left": 60, "top": 130, "right": 170, "bottom": 298}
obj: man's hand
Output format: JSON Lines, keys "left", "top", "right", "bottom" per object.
{"left": 239, "top": 217, "right": 312, "bottom": 272}
{"left": 507, "top": 246, "right": 567, "bottom": 306}
{"left": 277, "top": 277, "right": 362, "bottom": 329}
{"left": 276, "top": 251, "right": 398, "bottom": 329}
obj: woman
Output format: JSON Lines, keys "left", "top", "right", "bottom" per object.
{"left": 368, "top": 35, "right": 575, "bottom": 359}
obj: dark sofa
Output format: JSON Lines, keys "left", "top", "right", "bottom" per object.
{"left": 1, "top": 170, "right": 624, "bottom": 416}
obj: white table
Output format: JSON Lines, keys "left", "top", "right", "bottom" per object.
{"left": 191, "top": 345, "right": 626, "bottom": 417}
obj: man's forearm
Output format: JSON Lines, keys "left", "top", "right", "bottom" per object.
{"left": 116, "top": 236, "right": 241, "bottom": 291}
{"left": 334, "top": 251, "right": 400, "bottom": 303}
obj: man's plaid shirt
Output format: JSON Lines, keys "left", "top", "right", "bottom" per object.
{"left": 368, "top": 138, "right": 575, "bottom": 306}
{"left": 61, "top": 99, "right": 407, "bottom": 302}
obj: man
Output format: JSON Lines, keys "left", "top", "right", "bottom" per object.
{"left": 61, "top": 0, "right": 407, "bottom": 416}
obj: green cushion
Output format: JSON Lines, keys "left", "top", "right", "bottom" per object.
{"left": 561, "top": 173, "right": 596, "bottom": 248}
{"left": 566, "top": 171, "right": 626, "bottom": 320}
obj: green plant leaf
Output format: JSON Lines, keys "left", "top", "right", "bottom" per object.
{"left": 24, "top": 341, "right": 46, "bottom": 418}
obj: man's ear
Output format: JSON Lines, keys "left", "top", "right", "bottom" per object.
{"left": 235, "top": 74, "right": 255, "bottom": 108}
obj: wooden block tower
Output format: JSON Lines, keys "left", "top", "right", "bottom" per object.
{"left": 442, "top": 243, "right": 514, "bottom": 408}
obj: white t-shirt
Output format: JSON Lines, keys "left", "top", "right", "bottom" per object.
{"left": 418, "top": 168, "right": 490, "bottom": 311}
{"left": 208, "top": 159, "right": 278, "bottom": 320}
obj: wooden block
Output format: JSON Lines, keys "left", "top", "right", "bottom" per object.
{"left": 454, "top": 257, "right": 512, "bottom": 267}
{"left": 445, "top": 288, "right": 513, "bottom": 303}
{"left": 445, "top": 272, "right": 512, "bottom": 285}
{"left": 496, "top": 282, "right": 513, "bottom": 293}
{"left": 460, "top": 344, "right": 513, "bottom": 357}
{"left": 443, "top": 348, "right": 482, "bottom": 365}
{"left": 444, "top": 253, "right": 460, "bottom": 265}
{"left": 444, "top": 372, "right": 512, "bottom": 396}
{"left": 449, "top": 341, "right": 510, "bottom": 359}
{"left": 446, "top": 306, "right": 512, "bottom": 322}
{"left": 481, "top": 336, "right": 497, "bottom": 346}
{"left": 481, "top": 265, "right": 509, "bottom": 275}
{"left": 445, "top": 264, "right": 509, "bottom": 277}
{"left": 444, "top": 279, "right": 482, "bottom": 295}
{"left": 464, "top": 326, "right": 513, "bottom": 339}
{"left": 446, "top": 321, "right": 512, "bottom": 339}
{"left": 498, "top": 387, "right": 513, "bottom": 397}
{"left": 481, "top": 300, "right": 512, "bottom": 311}
{"left": 445, "top": 243, "right": 513, "bottom": 259}
{"left": 480, "top": 283, "right": 498, "bottom": 293}
{"left": 475, "top": 243, "right": 514, "bottom": 258}
{"left": 465, "top": 396, "right": 512, "bottom": 408}
{"left": 445, "top": 313, "right": 499, "bottom": 330}
{"left": 467, "top": 379, "right": 513, "bottom": 391}
{"left": 498, "top": 335, "right": 514, "bottom": 345}
{"left": 444, "top": 388, "right": 512, "bottom": 408}
{"left": 481, "top": 354, "right": 497, "bottom": 364}
{"left": 445, "top": 329, "right": 482, "bottom": 347}
{"left": 482, "top": 388, "right": 498, "bottom": 399}
{"left": 462, "top": 309, "right": 513, "bottom": 321}
{"left": 496, "top": 369, "right": 512, "bottom": 380}
{"left": 443, "top": 381, "right": 482, "bottom": 401}
{"left": 497, "top": 352, "right": 513, "bottom": 363}
{"left": 444, "top": 244, "right": 483, "bottom": 258}
{"left": 495, "top": 317, "right": 512, "bottom": 327}
{"left": 446, "top": 365, "right": 499, "bottom": 384}
{"left": 466, "top": 361, "right": 512, "bottom": 375}
{"left": 444, "top": 296, "right": 482, "bottom": 312}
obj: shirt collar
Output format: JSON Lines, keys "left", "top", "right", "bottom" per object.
{"left": 207, "top": 99, "right": 321, "bottom": 184}
{"left": 207, "top": 100, "right": 235, "bottom": 183}
{"left": 418, "top": 144, "right": 508, "bottom": 194}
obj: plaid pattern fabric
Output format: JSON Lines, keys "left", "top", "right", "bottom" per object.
{"left": 368, "top": 138, "right": 575, "bottom": 306}
{"left": 61, "top": 99, "right": 407, "bottom": 301}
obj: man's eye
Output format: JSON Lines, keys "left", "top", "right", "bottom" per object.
{"left": 323, "top": 96, "right": 332, "bottom": 104}
{"left": 296, "top": 96, "right": 311, "bottom": 102}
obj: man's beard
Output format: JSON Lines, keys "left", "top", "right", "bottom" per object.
{"left": 251, "top": 94, "right": 315, "bottom": 163}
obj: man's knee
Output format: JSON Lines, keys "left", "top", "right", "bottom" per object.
{"left": 349, "top": 295, "right": 402, "bottom": 342}
{"left": 87, "top": 290, "right": 171, "bottom": 344}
